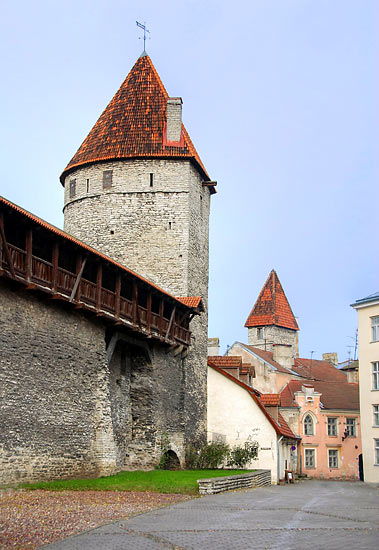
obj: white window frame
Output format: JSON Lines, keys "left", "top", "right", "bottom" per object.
{"left": 372, "top": 316, "right": 379, "bottom": 342}
{"left": 345, "top": 418, "right": 356, "bottom": 437}
{"left": 328, "top": 449, "right": 339, "bottom": 469}
{"left": 373, "top": 362, "right": 379, "bottom": 390}
{"left": 304, "top": 448, "right": 316, "bottom": 469}
{"left": 304, "top": 414, "right": 314, "bottom": 436}
{"left": 327, "top": 417, "right": 338, "bottom": 437}
{"left": 373, "top": 405, "right": 379, "bottom": 427}
{"left": 375, "top": 439, "right": 379, "bottom": 466}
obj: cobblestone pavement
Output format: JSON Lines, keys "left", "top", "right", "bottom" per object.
{"left": 45, "top": 480, "right": 379, "bottom": 549}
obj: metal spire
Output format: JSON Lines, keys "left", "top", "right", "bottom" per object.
{"left": 136, "top": 21, "right": 150, "bottom": 53}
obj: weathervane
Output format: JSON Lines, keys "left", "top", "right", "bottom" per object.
{"left": 136, "top": 21, "right": 150, "bottom": 52}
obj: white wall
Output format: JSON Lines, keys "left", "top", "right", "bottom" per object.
{"left": 207, "top": 367, "right": 279, "bottom": 483}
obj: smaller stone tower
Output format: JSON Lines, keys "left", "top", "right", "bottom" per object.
{"left": 245, "top": 270, "right": 299, "bottom": 356}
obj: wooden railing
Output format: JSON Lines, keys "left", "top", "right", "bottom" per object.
{"left": 1, "top": 243, "right": 191, "bottom": 346}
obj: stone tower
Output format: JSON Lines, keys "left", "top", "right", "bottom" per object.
{"left": 245, "top": 270, "right": 299, "bottom": 356}
{"left": 60, "top": 53, "right": 216, "bottom": 447}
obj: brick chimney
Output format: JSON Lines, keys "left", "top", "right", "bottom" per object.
{"left": 273, "top": 344, "right": 294, "bottom": 370}
{"left": 166, "top": 97, "right": 182, "bottom": 142}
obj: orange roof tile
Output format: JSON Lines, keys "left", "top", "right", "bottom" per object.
{"left": 176, "top": 296, "right": 203, "bottom": 309}
{"left": 208, "top": 356, "right": 242, "bottom": 368}
{"left": 260, "top": 394, "right": 280, "bottom": 406}
{"left": 245, "top": 270, "right": 299, "bottom": 331}
{"left": 0, "top": 196, "right": 200, "bottom": 311}
{"left": 60, "top": 54, "right": 214, "bottom": 192}
{"left": 292, "top": 358, "right": 346, "bottom": 382}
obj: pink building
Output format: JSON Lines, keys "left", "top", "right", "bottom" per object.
{"left": 280, "top": 380, "right": 361, "bottom": 479}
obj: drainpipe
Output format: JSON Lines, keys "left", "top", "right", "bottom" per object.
{"left": 277, "top": 436, "right": 283, "bottom": 484}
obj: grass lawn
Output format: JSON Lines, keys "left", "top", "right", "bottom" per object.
{"left": 18, "top": 469, "right": 252, "bottom": 495}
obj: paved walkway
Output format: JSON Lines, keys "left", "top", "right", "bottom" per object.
{"left": 45, "top": 480, "right": 379, "bottom": 549}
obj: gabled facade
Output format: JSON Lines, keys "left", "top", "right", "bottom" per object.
{"left": 280, "top": 380, "right": 361, "bottom": 479}
{"left": 207, "top": 358, "right": 298, "bottom": 483}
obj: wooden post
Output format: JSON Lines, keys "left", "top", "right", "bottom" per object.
{"left": 69, "top": 255, "right": 87, "bottom": 302}
{"left": 51, "top": 242, "right": 59, "bottom": 292}
{"left": 159, "top": 299, "right": 164, "bottom": 337}
{"left": 132, "top": 280, "right": 138, "bottom": 326}
{"left": 0, "top": 212, "right": 16, "bottom": 279}
{"left": 146, "top": 292, "right": 152, "bottom": 333}
{"left": 25, "top": 229, "right": 33, "bottom": 282}
{"left": 115, "top": 273, "right": 121, "bottom": 319}
{"left": 96, "top": 264, "right": 102, "bottom": 312}
{"left": 166, "top": 306, "right": 176, "bottom": 340}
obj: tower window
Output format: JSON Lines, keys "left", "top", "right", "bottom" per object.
{"left": 69, "top": 179, "right": 76, "bottom": 198}
{"left": 103, "top": 170, "right": 113, "bottom": 189}
{"left": 86, "top": 178, "right": 90, "bottom": 193}
{"left": 257, "top": 327, "right": 263, "bottom": 339}
{"left": 150, "top": 173, "right": 154, "bottom": 187}
{"left": 168, "top": 222, "right": 172, "bottom": 230}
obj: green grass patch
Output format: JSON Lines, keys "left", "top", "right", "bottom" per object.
{"left": 18, "top": 469, "right": 253, "bottom": 495}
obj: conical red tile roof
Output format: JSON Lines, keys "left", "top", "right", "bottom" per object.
{"left": 245, "top": 270, "right": 299, "bottom": 331}
{"left": 60, "top": 54, "right": 213, "bottom": 187}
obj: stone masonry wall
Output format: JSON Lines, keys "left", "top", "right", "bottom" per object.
{"left": 63, "top": 158, "right": 211, "bottom": 450}
{"left": 0, "top": 283, "right": 191, "bottom": 484}
{"left": 0, "top": 284, "right": 117, "bottom": 485}
{"left": 248, "top": 325, "right": 298, "bottom": 356}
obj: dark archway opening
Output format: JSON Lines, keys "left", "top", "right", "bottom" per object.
{"left": 162, "top": 450, "right": 181, "bottom": 470}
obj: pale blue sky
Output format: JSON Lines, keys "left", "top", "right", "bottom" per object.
{"left": 1, "top": 0, "right": 377, "bottom": 362}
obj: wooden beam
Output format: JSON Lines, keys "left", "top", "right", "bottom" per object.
{"left": 165, "top": 306, "right": 176, "bottom": 339}
{"left": 132, "top": 280, "right": 138, "bottom": 326}
{"left": 159, "top": 299, "right": 164, "bottom": 337}
{"left": 115, "top": 273, "right": 121, "bottom": 319}
{"left": 51, "top": 242, "right": 59, "bottom": 292}
{"left": 69, "top": 256, "right": 87, "bottom": 302}
{"left": 96, "top": 264, "right": 102, "bottom": 311}
{"left": 146, "top": 292, "right": 152, "bottom": 333}
{"left": 0, "top": 212, "right": 15, "bottom": 279}
{"left": 25, "top": 229, "right": 33, "bottom": 282}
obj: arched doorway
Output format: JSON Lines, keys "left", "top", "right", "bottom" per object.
{"left": 162, "top": 450, "right": 181, "bottom": 470}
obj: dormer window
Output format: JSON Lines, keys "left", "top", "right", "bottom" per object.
{"left": 304, "top": 414, "right": 314, "bottom": 436}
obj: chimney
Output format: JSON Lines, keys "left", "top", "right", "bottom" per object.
{"left": 166, "top": 97, "right": 182, "bottom": 142}
{"left": 322, "top": 352, "right": 338, "bottom": 366}
{"left": 208, "top": 338, "right": 220, "bottom": 356}
{"left": 272, "top": 344, "right": 294, "bottom": 370}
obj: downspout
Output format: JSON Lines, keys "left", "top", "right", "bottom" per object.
{"left": 277, "top": 436, "right": 283, "bottom": 484}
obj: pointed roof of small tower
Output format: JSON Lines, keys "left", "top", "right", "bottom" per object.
{"left": 245, "top": 270, "right": 299, "bottom": 331}
{"left": 60, "top": 54, "right": 213, "bottom": 188}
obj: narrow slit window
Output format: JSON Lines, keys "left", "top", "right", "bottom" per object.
{"left": 103, "top": 170, "right": 113, "bottom": 189}
{"left": 86, "top": 179, "right": 90, "bottom": 193}
{"left": 69, "top": 179, "right": 76, "bottom": 199}
{"left": 150, "top": 173, "right": 154, "bottom": 187}
{"left": 168, "top": 222, "right": 172, "bottom": 230}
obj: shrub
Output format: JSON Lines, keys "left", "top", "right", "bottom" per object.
{"left": 186, "top": 441, "right": 230, "bottom": 469}
{"left": 227, "top": 439, "right": 259, "bottom": 469}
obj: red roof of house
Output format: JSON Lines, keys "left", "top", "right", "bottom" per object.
{"left": 245, "top": 270, "right": 299, "bottom": 331}
{"left": 208, "top": 361, "right": 297, "bottom": 440}
{"left": 208, "top": 356, "right": 242, "bottom": 368}
{"left": 60, "top": 54, "right": 214, "bottom": 190}
{"left": 280, "top": 380, "right": 359, "bottom": 410}
{"left": 0, "top": 196, "right": 201, "bottom": 311}
{"left": 292, "top": 358, "right": 346, "bottom": 382}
